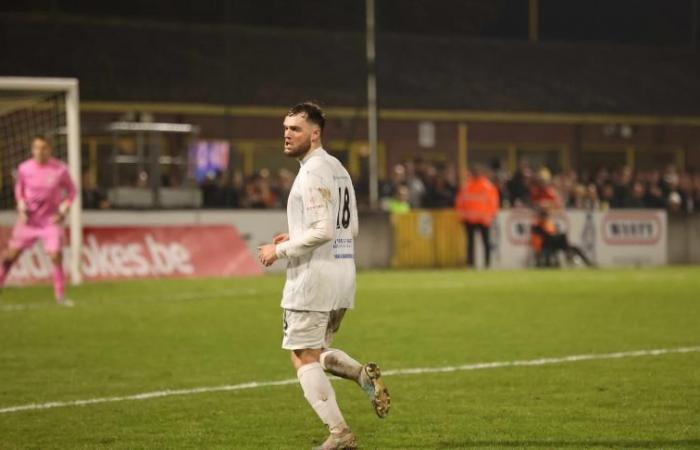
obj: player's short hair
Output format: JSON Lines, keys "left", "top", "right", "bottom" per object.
{"left": 32, "top": 134, "right": 48, "bottom": 143}
{"left": 287, "top": 101, "right": 325, "bottom": 132}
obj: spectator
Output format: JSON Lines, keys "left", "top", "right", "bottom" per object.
{"left": 383, "top": 185, "right": 411, "bottom": 214}
{"left": 404, "top": 160, "right": 426, "bottom": 208}
{"left": 644, "top": 184, "right": 666, "bottom": 208}
{"left": 530, "top": 168, "right": 562, "bottom": 209}
{"left": 506, "top": 160, "right": 532, "bottom": 207}
{"left": 240, "top": 175, "right": 267, "bottom": 208}
{"left": 81, "top": 171, "right": 110, "bottom": 209}
{"left": 599, "top": 182, "right": 615, "bottom": 210}
{"left": 455, "top": 165, "right": 500, "bottom": 268}
{"left": 627, "top": 181, "right": 646, "bottom": 208}
{"left": 424, "top": 166, "right": 457, "bottom": 208}
{"left": 201, "top": 171, "right": 221, "bottom": 207}
{"left": 217, "top": 172, "right": 240, "bottom": 208}
{"left": 567, "top": 183, "right": 587, "bottom": 209}
{"left": 611, "top": 166, "right": 633, "bottom": 207}
{"left": 583, "top": 183, "right": 601, "bottom": 210}
{"left": 379, "top": 163, "right": 406, "bottom": 200}
{"left": 554, "top": 170, "right": 576, "bottom": 208}
{"left": 276, "top": 168, "right": 295, "bottom": 207}
{"left": 256, "top": 169, "right": 279, "bottom": 208}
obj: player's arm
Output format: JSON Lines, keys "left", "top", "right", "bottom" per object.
{"left": 258, "top": 171, "right": 333, "bottom": 266}
{"left": 274, "top": 213, "right": 333, "bottom": 259}
{"left": 54, "top": 167, "right": 77, "bottom": 223}
{"left": 14, "top": 168, "right": 28, "bottom": 223}
{"left": 273, "top": 233, "right": 289, "bottom": 244}
{"left": 276, "top": 171, "right": 334, "bottom": 258}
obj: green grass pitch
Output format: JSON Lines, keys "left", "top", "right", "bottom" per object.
{"left": 0, "top": 268, "right": 699, "bottom": 449}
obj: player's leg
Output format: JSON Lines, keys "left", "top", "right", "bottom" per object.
{"left": 1, "top": 224, "right": 36, "bottom": 287}
{"left": 291, "top": 347, "right": 349, "bottom": 437}
{"left": 284, "top": 310, "right": 355, "bottom": 450}
{"left": 47, "top": 251, "right": 69, "bottom": 304}
{"left": 320, "top": 349, "right": 362, "bottom": 381}
{"left": 320, "top": 310, "right": 390, "bottom": 419}
{"left": 319, "top": 310, "right": 362, "bottom": 381}
{"left": 0, "top": 247, "right": 23, "bottom": 287}
{"left": 43, "top": 225, "right": 72, "bottom": 306}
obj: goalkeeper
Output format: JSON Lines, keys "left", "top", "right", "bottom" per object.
{"left": 0, "top": 135, "right": 76, "bottom": 306}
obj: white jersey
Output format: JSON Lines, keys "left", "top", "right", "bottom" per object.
{"left": 275, "top": 148, "right": 358, "bottom": 312}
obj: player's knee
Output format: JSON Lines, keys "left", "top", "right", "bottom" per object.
{"left": 291, "top": 349, "right": 321, "bottom": 370}
{"left": 4, "top": 249, "right": 21, "bottom": 263}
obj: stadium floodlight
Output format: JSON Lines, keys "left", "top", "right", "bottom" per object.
{"left": 0, "top": 77, "right": 82, "bottom": 285}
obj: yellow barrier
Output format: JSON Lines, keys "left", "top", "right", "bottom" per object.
{"left": 391, "top": 210, "right": 467, "bottom": 268}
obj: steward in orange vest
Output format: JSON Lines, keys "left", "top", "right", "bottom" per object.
{"left": 454, "top": 166, "right": 500, "bottom": 267}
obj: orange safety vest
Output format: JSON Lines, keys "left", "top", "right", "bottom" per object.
{"left": 531, "top": 217, "right": 556, "bottom": 252}
{"left": 454, "top": 177, "right": 499, "bottom": 225}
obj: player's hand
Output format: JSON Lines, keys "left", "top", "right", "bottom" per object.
{"left": 51, "top": 212, "right": 65, "bottom": 224}
{"left": 17, "top": 210, "right": 28, "bottom": 224}
{"left": 257, "top": 244, "right": 278, "bottom": 267}
{"left": 272, "top": 233, "right": 289, "bottom": 244}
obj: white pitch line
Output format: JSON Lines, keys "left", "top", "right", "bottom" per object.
{"left": 0, "top": 288, "right": 263, "bottom": 313}
{"left": 0, "top": 303, "right": 45, "bottom": 312}
{"left": 1, "top": 345, "right": 698, "bottom": 415}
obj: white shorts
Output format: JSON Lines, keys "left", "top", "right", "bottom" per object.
{"left": 282, "top": 309, "right": 347, "bottom": 350}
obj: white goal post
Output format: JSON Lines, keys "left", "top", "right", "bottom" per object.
{"left": 0, "top": 77, "right": 83, "bottom": 285}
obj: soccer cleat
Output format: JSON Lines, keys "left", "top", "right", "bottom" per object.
{"left": 56, "top": 298, "right": 75, "bottom": 308}
{"left": 312, "top": 430, "right": 357, "bottom": 450}
{"left": 360, "top": 362, "right": 391, "bottom": 418}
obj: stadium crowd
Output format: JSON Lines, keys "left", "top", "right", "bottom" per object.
{"left": 80, "top": 159, "right": 700, "bottom": 214}
{"left": 376, "top": 160, "right": 699, "bottom": 214}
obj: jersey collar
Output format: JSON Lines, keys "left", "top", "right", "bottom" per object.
{"left": 300, "top": 146, "right": 326, "bottom": 165}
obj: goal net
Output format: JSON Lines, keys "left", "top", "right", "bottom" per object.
{"left": 0, "top": 77, "right": 82, "bottom": 284}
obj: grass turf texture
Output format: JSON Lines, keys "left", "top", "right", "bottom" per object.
{"left": 0, "top": 267, "right": 698, "bottom": 449}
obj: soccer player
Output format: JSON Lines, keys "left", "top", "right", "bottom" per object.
{"left": 0, "top": 135, "right": 76, "bottom": 306}
{"left": 258, "top": 102, "right": 390, "bottom": 450}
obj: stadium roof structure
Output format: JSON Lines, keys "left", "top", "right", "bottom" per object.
{"left": 2, "top": 15, "right": 700, "bottom": 119}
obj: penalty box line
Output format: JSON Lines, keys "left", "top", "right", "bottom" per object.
{"left": 1, "top": 345, "right": 699, "bottom": 415}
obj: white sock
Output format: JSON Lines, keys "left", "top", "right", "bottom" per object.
{"left": 320, "top": 349, "right": 363, "bottom": 383}
{"left": 297, "top": 362, "right": 347, "bottom": 434}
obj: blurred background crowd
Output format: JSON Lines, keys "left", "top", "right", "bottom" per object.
{"left": 117, "top": 160, "right": 698, "bottom": 214}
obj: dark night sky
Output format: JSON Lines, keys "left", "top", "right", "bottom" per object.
{"left": 1, "top": 0, "right": 698, "bottom": 47}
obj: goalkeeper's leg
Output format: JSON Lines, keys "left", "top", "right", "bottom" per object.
{"left": 44, "top": 226, "right": 72, "bottom": 306}
{"left": 0, "top": 247, "right": 22, "bottom": 287}
{"left": 0, "top": 224, "right": 34, "bottom": 287}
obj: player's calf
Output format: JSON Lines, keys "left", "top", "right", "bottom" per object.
{"left": 320, "top": 349, "right": 362, "bottom": 382}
